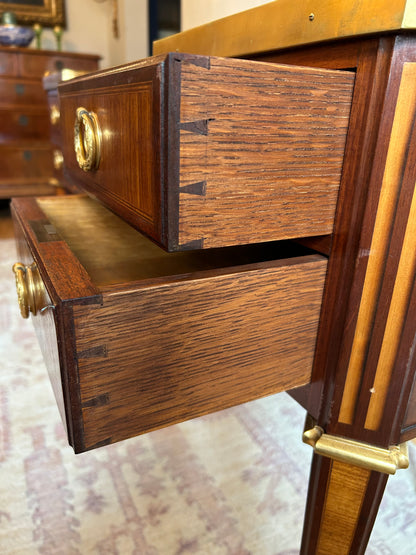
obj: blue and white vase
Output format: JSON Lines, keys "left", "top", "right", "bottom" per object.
{"left": 0, "top": 12, "right": 35, "bottom": 47}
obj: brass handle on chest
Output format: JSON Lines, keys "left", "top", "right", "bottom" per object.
{"left": 12, "top": 262, "right": 46, "bottom": 319}
{"left": 74, "top": 107, "right": 102, "bottom": 172}
{"left": 53, "top": 149, "right": 64, "bottom": 170}
{"left": 50, "top": 104, "right": 60, "bottom": 125}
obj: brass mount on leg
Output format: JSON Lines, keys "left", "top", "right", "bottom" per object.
{"left": 303, "top": 416, "right": 409, "bottom": 475}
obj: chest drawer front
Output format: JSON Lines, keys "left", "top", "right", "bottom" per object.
{"left": 11, "top": 194, "right": 327, "bottom": 453}
{"left": 0, "top": 109, "right": 50, "bottom": 142}
{"left": 59, "top": 52, "right": 354, "bottom": 251}
{"left": 18, "top": 52, "right": 99, "bottom": 78}
{"left": 0, "top": 144, "right": 54, "bottom": 178}
{"left": 0, "top": 50, "right": 17, "bottom": 76}
{"left": 0, "top": 78, "right": 47, "bottom": 107}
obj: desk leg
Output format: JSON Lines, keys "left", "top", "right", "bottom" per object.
{"left": 301, "top": 454, "right": 388, "bottom": 554}
{"left": 297, "top": 50, "right": 416, "bottom": 555}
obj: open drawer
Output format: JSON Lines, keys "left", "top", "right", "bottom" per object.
{"left": 12, "top": 194, "right": 327, "bottom": 453}
{"left": 59, "top": 52, "right": 355, "bottom": 251}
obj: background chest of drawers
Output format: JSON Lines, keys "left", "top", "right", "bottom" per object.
{"left": 0, "top": 46, "right": 99, "bottom": 199}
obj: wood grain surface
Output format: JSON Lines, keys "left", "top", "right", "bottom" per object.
{"left": 315, "top": 460, "right": 370, "bottom": 554}
{"left": 176, "top": 56, "right": 354, "bottom": 249}
{"left": 74, "top": 254, "right": 326, "bottom": 451}
{"left": 11, "top": 195, "right": 327, "bottom": 453}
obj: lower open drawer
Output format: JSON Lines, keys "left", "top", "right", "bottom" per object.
{"left": 12, "top": 194, "right": 327, "bottom": 453}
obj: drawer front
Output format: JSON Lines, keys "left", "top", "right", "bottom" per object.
{"left": 0, "top": 109, "right": 50, "bottom": 142}
{"left": 12, "top": 218, "right": 68, "bottom": 431}
{"left": 0, "top": 78, "right": 47, "bottom": 107}
{"left": 18, "top": 52, "right": 99, "bottom": 78}
{"left": 60, "top": 52, "right": 355, "bottom": 251}
{"left": 61, "top": 64, "right": 163, "bottom": 242}
{"left": 11, "top": 194, "right": 327, "bottom": 453}
{"left": 0, "top": 145, "right": 54, "bottom": 178}
{"left": 0, "top": 50, "right": 17, "bottom": 76}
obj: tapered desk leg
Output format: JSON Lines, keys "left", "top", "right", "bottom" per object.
{"left": 295, "top": 47, "right": 416, "bottom": 555}
{"left": 301, "top": 454, "right": 388, "bottom": 554}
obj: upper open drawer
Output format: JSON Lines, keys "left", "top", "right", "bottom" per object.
{"left": 59, "top": 53, "right": 355, "bottom": 251}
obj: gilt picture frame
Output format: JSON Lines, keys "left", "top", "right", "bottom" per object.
{"left": 0, "top": 0, "right": 66, "bottom": 28}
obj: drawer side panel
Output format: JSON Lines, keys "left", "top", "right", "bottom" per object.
{"left": 73, "top": 256, "right": 327, "bottom": 451}
{"left": 177, "top": 57, "right": 355, "bottom": 248}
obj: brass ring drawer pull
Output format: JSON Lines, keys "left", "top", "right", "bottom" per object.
{"left": 74, "top": 106, "right": 102, "bottom": 172}
{"left": 12, "top": 262, "right": 46, "bottom": 319}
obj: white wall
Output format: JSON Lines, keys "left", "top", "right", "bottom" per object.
{"left": 29, "top": 0, "right": 148, "bottom": 69}
{"left": 181, "top": 0, "right": 273, "bottom": 30}
{"left": 25, "top": 1, "right": 267, "bottom": 70}
{"left": 122, "top": 0, "right": 148, "bottom": 64}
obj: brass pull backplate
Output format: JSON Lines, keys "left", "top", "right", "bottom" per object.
{"left": 74, "top": 106, "right": 102, "bottom": 172}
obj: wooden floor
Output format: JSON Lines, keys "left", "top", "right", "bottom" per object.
{"left": 0, "top": 200, "right": 13, "bottom": 239}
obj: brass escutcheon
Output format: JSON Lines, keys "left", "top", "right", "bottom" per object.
{"left": 50, "top": 104, "right": 60, "bottom": 125}
{"left": 12, "top": 262, "right": 47, "bottom": 319}
{"left": 53, "top": 149, "right": 64, "bottom": 170}
{"left": 74, "top": 106, "right": 102, "bottom": 172}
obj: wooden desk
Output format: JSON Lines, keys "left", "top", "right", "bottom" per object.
{"left": 155, "top": 1, "right": 416, "bottom": 553}
{"left": 11, "top": 1, "right": 416, "bottom": 553}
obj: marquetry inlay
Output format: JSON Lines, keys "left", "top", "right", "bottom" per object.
{"left": 338, "top": 62, "right": 416, "bottom": 426}
{"left": 316, "top": 460, "right": 370, "bottom": 554}
{"left": 365, "top": 158, "right": 416, "bottom": 429}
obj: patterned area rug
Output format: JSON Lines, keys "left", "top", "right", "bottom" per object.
{"left": 1, "top": 212, "right": 416, "bottom": 554}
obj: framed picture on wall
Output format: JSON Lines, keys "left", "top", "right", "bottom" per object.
{"left": 0, "top": 0, "right": 66, "bottom": 28}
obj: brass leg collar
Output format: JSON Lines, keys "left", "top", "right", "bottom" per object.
{"left": 303, "top": 417, "right": 409, "bottom": 475}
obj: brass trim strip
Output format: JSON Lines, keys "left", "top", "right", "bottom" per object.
{"left": 303, "top": 424, "right": 409, "bottom": 475}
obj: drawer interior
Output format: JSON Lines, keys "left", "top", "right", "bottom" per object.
{"left": 37, "top": 195, "right": 322, "bottom": 287}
